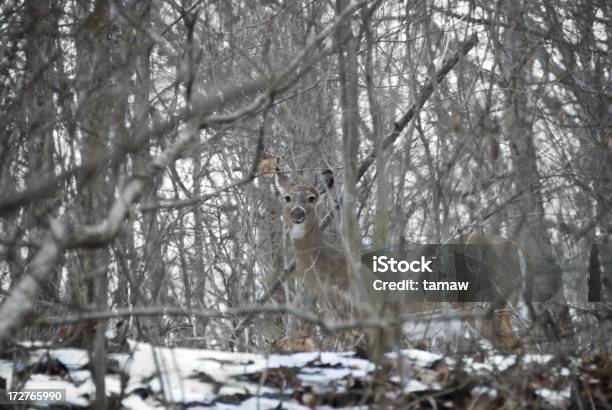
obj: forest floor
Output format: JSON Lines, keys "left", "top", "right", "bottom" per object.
{"left": 1, "top": 339, "right": 610, "bottom": 409}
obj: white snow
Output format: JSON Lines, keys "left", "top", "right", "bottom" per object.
{"left": 402, "top": 379, "right": 430, "bottom": 393}
{"left": 471, "top": 385, "right": 498, "bottom": 399}
{"left": 214, "top": 396, "right": 309, "bottom": 410}
{"left": 48, "top": 348, "right": 89, "bottom": 370}
{"left": 536, "top": 387, "right": 571, "bottom": 405}
{"left": 386, "top": 349, "right": 442, "bottom": 367}
{"left": 0, "top": 340, "right": 580, "bottom": 409}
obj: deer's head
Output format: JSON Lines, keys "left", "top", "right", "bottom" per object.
{"left": 277, "top": 170, "right": 334, "bottom": 240}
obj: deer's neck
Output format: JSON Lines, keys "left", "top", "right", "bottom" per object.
{"left": 290, "top": 222, "right": 348, "bottom": 295}
{"left": 291, "top": 224, "right": 323, "bottom": 256}
{"left": 290, "top": 224, "right": 338, "bottom": 273}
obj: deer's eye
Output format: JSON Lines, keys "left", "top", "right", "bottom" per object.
{"left": 284, "top": 195, "right": 291, "bottom": 203}
{"left": 307, "top": 195, "right": 316, "bottom": 203}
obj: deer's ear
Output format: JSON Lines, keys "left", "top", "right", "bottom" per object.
{"left": 276, "top": 170, "right": 291, "bottom": 194}
{"left": 314, "top": 169, "right": 334, "bottom": 194}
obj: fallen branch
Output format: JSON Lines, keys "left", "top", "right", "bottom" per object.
{"left": 37, "top": 304, "right": 486, "bottom": 335}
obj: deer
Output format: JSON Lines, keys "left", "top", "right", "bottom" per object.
{"left": 276, "top": 169, "right": 561, "bottom": 352}
{"left": 276, "top": 169, "right": 349, "bottom": 316}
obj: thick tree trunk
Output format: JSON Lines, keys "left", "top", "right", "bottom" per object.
{"left": 503, "top": 3, "right": 562, "bottom": 304}
{"left": 23, "top": 0, "right": 59, "bottom": 301}
{"left": 133, "top": 2, "right": 168, "bottom": 343}
{"left": 335, "top": 0, "right": 362, "bottom": 310}
{"left": 75, "top": 1, "right": 112, "bottom": 407}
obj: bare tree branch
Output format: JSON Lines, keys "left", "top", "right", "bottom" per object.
{"left": 37, "top": 304, "right": 486, "bottom": 335}
{"left": 356, "top": 33, "right": 478, "bottom": 181}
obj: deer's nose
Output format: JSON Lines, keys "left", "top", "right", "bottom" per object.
{"left": 290, "top": 207, "right": 306, "bottom": 224}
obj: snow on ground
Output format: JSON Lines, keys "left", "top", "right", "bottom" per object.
{"left": 0, "top": 340, "right": 597, "bottom": 408}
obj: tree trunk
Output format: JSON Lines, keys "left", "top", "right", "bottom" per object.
{"left": 23, "top": 0, "right": 59, "bottom": 302}
{"left": 502, "top": 3, "right": 562, "bottom": 304}
{"left": 75, "top": 1, "right": 113, "bottom": 407}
